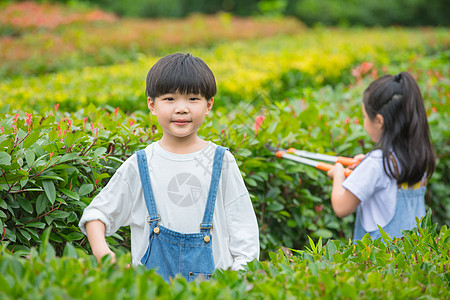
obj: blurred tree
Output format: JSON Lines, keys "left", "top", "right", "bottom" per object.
{"left": 28, "top": 0, "right": 450, "bottom": 26}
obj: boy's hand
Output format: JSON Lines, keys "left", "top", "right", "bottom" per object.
{"left": 96, "top": 249, "right": 117, "bottom": 264}
{"left": 85, "top": 220, "right": 116, "bottom": 264}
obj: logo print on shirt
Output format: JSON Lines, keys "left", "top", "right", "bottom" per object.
{"left": 167, "top": 173, "right": 202, "bottom": 207}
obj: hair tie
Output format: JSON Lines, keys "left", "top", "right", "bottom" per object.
{"left": 394, "top": 73, "right": 402, "bottom": 82}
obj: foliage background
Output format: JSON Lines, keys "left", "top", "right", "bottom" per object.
{"left": 15, "top": 0, "right": 450, "bottom": 26}
{"left": 0, "top": 3, "right": 448, "bottom": 296}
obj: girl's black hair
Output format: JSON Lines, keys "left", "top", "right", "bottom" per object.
{"left": 146, "top": 53, "right": 216, "bottom": 100}
{"left": 363, "top": 72, "right": 436, "bottom": 185}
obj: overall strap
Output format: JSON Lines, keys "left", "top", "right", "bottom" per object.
{"left": 136, "top": 149, "right": 160, "bottom": 228}
{"left": 200, "top": 146, "right": 227, "bottom": 231}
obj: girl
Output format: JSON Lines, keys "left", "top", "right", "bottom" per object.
{"left": 327, "top": 72, "right": 436, "bottom": 240}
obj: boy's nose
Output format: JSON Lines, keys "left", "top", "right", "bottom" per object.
{"left": 175, "top": 102, "right": 189, "bottom": 113}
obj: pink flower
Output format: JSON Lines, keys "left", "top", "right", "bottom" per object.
{"left": 66, "top": 118, "right": 72, "bottom": 129}
{"left": 25, "top": 112, "right": 32, "bottom": 127}
{"left": 114, "top": 107, "right": 119, "bottom": 117}
{"left": 345, "top": 117, "right": 350, "bottom": 124}
{"left": 254, "top": 115, "right": 266, "bottom": 133}
{"left": 14, "top": 113, "right": 19, "bottom": 123}
{"left": 55, "top": 103, "right": 60, "bottom": 114}
{"left": 128, "top": 119, "right": 135, "bottom": 127}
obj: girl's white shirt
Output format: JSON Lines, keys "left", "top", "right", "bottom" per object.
{"left": 79, "top": 142, "right": 260, "bottom": 270}
{"left": 342, "top": 150, "right": 398, "bottom": 232}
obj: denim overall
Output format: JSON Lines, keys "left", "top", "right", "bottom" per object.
{"left": 353, "top": 156, "right": 426, "bottom": 240}
{"left": 136, "top": 146, "right": 226, "bottom": 282}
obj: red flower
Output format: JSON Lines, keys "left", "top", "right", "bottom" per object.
{"left": 114, "top": 107, "right": 119, "bottom": 116}
{"left": 128, "top": 119, "right": 135, "bottom": 127}
{"left": 254, "top": 115, "right": 266, "bottom": 133}
{"left": 345, "top": 117, "right": 350, "bottom": 124}
{"left": 25, "top": 112, "right": 32, "bottom": 127}
{"left": 55, "top": 103, "right": 60, "bottom": 114}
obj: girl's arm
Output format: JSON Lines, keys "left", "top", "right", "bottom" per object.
{"left": 327, "top": 163, "right": 361, "bottom": 218}
{"left": 85, "top": 220, "right": 116, "bottom": 263}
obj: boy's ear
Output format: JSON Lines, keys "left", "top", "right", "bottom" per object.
{"left": 205, "top": 97, "right": 214, "bottom": 115}
{"left": 148, "top": 97, "right": 157, "bottom": 116}
{"left": 375, "top": 113, "right": 384, "bottom": 129}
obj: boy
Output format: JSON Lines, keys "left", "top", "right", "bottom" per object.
{"left": 79, "top": 53, "right": 260, "bottom": 281}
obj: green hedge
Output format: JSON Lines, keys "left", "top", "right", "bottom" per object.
{"left": 1, "top": 51, "right": 448, "bottom": 257}
{"left": 0, "top": 210, "right": 448, "bottom": 299}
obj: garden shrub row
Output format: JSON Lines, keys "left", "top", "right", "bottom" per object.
{"left": 0, "top": 210, "right": 448, "bottom": 299}
{"left": 0, "top": 2, "right": 304, "bottom": 79}
{"left": 1, "top": 50, "right": 448, "bottom": 257}
{"left": 1, "top": 27, "right": 448, "bottom": 113}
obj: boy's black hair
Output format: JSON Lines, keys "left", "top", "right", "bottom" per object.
{"left": 363, "top": 71, "right": 435, "bottom": 185}
{"left": 146, "top": 53, "right": 216, "bottom": 100}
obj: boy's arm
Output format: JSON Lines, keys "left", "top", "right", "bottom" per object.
{"left": 85, "top": 220, "right": 116, "bottom": 263}
{"left": 225, "top": 195, "right": 260, "bottom": 270}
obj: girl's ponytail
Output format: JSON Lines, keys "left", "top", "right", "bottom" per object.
{"left": 398, "top": 72, "right": 435, "bottom": 184}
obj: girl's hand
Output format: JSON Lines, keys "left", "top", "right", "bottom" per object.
{"left": 327, "top": 163, "right": 344, "bottom": 179}
{"left": 349, "top": 154, "right": 365, "bottom": 169}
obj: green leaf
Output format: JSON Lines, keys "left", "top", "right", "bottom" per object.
{"left": 4, "top": 228, "right": 16, "bottom": 242}
{"left": 17, "top": 198, "right": 33, "bottom": 214}
{"left": 267, "top": 202, "right": 284, "bottom": 212}
{"left": 58, "top": 153, "right": 79, "bottom": 164}
{"left": 43, "top": 180, "right": 56, "bottom": 204}
{"left": 60, "top": 188, "right": 80, "bottom": 200}
{"left": 0, "top": 170, "right": 29, "bottom": 184}
{"left": 19, "top": 228, "right": 31, "bottom": 240}
{"left": 35, "top": 194, "right": 48, "bottom": 215}
{"left": 25, "top": 221, "right": 46, "bottom": 229}
{"left": 314, "top": 228, "right": 333, "bottom": 239}
{"left": 50, "top": 211, "right": 70, "bottom": 219}
{"left": 66, "top": 232, "right": 85, "bottom": 241}
{"left": 0, "top": 199, "right": 7, "bottom": 209}
{"left": 63, "top": 242, "right": 79, "bottom": 258}
{"left": 23, "top": 131, "right": 40, "bottom": 148}
{"left": 39, "top": 175, "right": 65, "bottom": 181}
{"left": 24, "top": 149, "right": 35, "bottom": 167}
{"left": 377, "top": 225, "right": 392, "bottom": 243}
{"left": 0, "top": 152, "right": 11, "bottom": 166}
{"left": 78, "top": 184, "right": 94, "bottom": 196}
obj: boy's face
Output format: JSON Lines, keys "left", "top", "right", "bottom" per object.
{"left": 148, "top": 93, "right": 213, "bottom": 142}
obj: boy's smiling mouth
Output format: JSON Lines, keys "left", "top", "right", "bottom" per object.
{"left": 172, "top": 119, "right": 191, "bottom": 125}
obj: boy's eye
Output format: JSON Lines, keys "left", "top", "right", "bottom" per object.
{"left": 164, "top": 97, "right": 175, "bottom": 101}
{"left": 189, "top": 97, "right": 200, "bottom": 101}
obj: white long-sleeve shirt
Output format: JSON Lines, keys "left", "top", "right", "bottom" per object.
{"left": 79, "top": 141, "right": 260, "bottom": 270}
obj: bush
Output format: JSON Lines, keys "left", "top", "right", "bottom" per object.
{"left": 0, "top": 210, "right": 448, "bottom": 298}
{"left": 293, "top": 0, "right": 450, "bottom": 27}
{"left": 1, "top": 51, "right": 448, "bottom": 256}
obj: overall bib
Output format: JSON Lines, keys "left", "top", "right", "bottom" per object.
{"left": 136, "top": 146, "right": 226, "bottom": 282}
{"left": 353, "top": 186, "right": 426, "bottom": 241}
{"left": 353, "top": 155, "right": 426, "bottom": 241}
